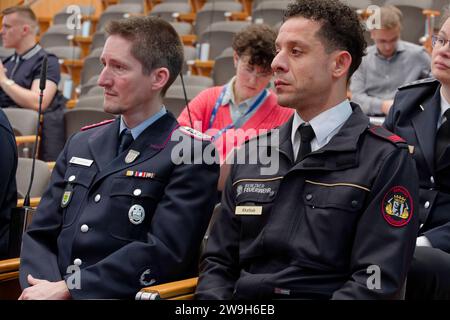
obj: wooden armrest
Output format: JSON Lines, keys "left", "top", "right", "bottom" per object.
{"left": 0, "top": 258, "right": 20, "bottom": 282}
{"left": 67, "top": 99, "right": 77, "bottom": 109}
{"left": 190, "top": 60, "right": 215, "bottom": 77}
{"left": 177, "top": 13, "right": 196, "bottom": 23}
{"left": 227, "top": 12, "right": 249, "bottom": 21}
{"left": 0, "top": 258, "right": 20, "bottom": 274}
{"left": 17, "top": 197, "right": 41, "bottom": 208}
{"left": 423, "top": 9, "right": 440, "bottom": 17}
{"left": 15, "top": 135, "right": 39, "bottom": 145}
{"left": 181, "top": 34, "right": 197, "bottom": 46}
{"left": 137, "top": 277, "right": 198, "bottom": 300}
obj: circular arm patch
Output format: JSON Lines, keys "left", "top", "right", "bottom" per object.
{"left": 382, "top": 186, "right": 413, "bottom": 227}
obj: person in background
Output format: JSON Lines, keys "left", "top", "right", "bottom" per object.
{"left": 384, "top": 9, "right": 450, "bottom": 300}
{"left": 1, "top": 6, "right": 66, "bottom": 161}
{"left": 19, "top": 16, "right": 219, "bottom": 300}
{"left": 350, "top": 5, "right": 430, "bottom": 116}
{"left": 196, "top": 0, "right": 419, "bottom": 300}
{"left": 177, "top": 24, "right": 293, "bottom": 163}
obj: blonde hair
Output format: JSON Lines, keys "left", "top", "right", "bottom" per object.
{"left": 380, "top": 5, "right": 403, "bottom": 30}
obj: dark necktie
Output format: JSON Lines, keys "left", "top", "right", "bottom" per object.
{"left": 118, "top": 129, "right": 134, "bottom": 155}
{"left": 435, "top": 109, "right": 450, "bottom": 166}
{"left": 296, "top": 123, "right": 315, "bottom": 163}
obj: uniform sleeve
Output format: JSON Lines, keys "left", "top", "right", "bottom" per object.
{"left": 332, "top": 147, "right": 420, "bottom": 299}
{"left": 68, "top": 141, "right": 220, "bottom": 299}
{"left": 0, "top": 125, "right": 17, "bottom": 258}
{"left": 32, "top": 54, "right": 60, "bottom": 86}
{"left": 195, "top": 164, "right": 241, "bottom": 299}
{"left": 350, "top": 62, "right": 383, "bottom": 115}
{"left": 177, "top": 88, "right": 216, "bottom": 132}
{"left": 19, "top": 137, "right": 70, "bottom": 286}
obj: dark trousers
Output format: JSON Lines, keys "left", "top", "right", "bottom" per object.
{"left": 406, "top": 246, "right": 450, "bottom": 300}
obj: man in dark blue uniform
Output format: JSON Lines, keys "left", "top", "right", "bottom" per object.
{"left": 0, "top": 108, "right": 18, "bottom": 259}
{"left": 18, "top": 16, "right": 219, "bottom": 299}
{"left": 384, "top": 12, "right": 450, "bottom": 300}
{"left": 1, "top": 6, "right": 65, "bottom": 161}
{"left": 196, "top": 0, "right": 420, "bottom": 300}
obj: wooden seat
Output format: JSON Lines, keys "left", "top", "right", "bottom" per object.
{"left": 136, "top": 277, "right": 198, "bottom": 300}
{"left": 0, "top": 258, "right": 21, "bottom": 300}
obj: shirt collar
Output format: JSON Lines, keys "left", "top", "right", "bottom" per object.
{"left": 440, "top": 88, "right": 450, "bottom": 122}
{"left": 291, "top": 99, "right": 353, "bottom": 148}
{"left": 375, "top": 40, "right": 405, "bottom": 59}
{"left": 119, "top": 106, "right": 167, "bottom": 139}
{"left": 16, "top": 43, "right": 41, "bottom": 61}
{"left": 222, "top": 76, "right": 267, "bottom": 108}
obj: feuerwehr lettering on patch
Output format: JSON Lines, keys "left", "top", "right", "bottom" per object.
{"left": 382, "top": 186, "right": 413, "bottom": 227}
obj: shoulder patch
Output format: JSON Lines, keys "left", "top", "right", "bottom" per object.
{"left": 368, "top": 125, "right": 406, "bottom": 145}
{"left": 382, "top": 186, "right": 414, "bottom": 227}
{"left": 81, "top": 119, "right": 115, "bottom": 131}
{"left": 179, "top": 126, "right": 211, "bottom": 141}
{"left": 398, "top": 77, "right": 438, "bottom": 90}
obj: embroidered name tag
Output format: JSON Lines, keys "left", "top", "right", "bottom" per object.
{"left": 235, "top": 206, "right": 262, "bottom": 216}
{"left": 69, "top": 156, "right": 93, "bottom": 167}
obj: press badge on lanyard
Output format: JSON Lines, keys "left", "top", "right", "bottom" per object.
{"left": 207, "top": 86, "right": 268, "bottom": 140}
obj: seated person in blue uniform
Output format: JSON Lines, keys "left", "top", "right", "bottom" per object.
{"left": 196, "top": 0, "right": 420, "bottom": 300}
{"left": 18, "top": 16, "right": 220, "bottom": 300}
{"left": 384, "top": 9, "right": 450, "bottom": 300}
{"left": 0, "top": 108, "right": 18, "bottom": 259}
{"left": 0, "top": 5, "right": 65, "bottom": 161}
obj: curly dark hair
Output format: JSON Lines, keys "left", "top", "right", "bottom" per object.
{"left": 284, "top": 0, "right": 366, "bottom": 79}
{"left": 105, "top": 16, "right": 184, "bottom": 96}
{"left": 232, "top": 24, "right": 277, "bottom": 73}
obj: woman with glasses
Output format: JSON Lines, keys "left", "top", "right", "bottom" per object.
{"left": 177, "top": 24, "right": 293, "bottom": 163}
{"left": 384, "top": 10, "right": 450, "bottom": 300}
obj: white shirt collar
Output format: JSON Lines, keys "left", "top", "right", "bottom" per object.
{"left": 291, "top": 99, "right": 353, "bottom": 155}
{"left": 440, "top": 87, "right": 450, "bottom": 127}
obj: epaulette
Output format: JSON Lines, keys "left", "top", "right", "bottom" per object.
{"left": 398, "top": 77, "right": 438, "bottom": 90}
{"left": 81, "top": 119, "right": 115, "bottom": 131}
{"left": 367, "top": 125, "right": 407, "bottom": 146}
{"left": 178, "top": 126, "right": 212, "bottom": 141}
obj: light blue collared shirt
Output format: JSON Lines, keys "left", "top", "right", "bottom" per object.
{"left": 119, "top": 106, "right": 167, "bottom": 139}
{"left": 291, "top": 100, "right": 353, "bottom": 159}
{"left": 439, "top": 88, "right": 450, "bottom": 128}
{"left": 222, "top": 76, "right": 269, "bottom": 128}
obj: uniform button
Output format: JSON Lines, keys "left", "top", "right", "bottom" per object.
{"left": 305, "top": 194, "right": 313, "bottom": 201}
{"left": 68, "top": 175, "right": 76, "bottom": 182}
{"left": 351, "top": 200, "right": 358, "bottom": 208}
{"left": 133, "top": 189, "right": 142, "bottom": 196}
{"left": 80, "top": 224, "right": 89, "bottom": 233}
{"left": 424, "top": 201, "right": 430, "bottom": 209}
{"left": 430, "top": 176, "right": 435, "bottom": 184}
{"left": 73, "top": 258, "right": 82, "bottom": 266}
{"left": 94, "top": 194, "right": 101, "bottom": 203}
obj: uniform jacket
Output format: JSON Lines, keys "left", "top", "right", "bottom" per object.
{"left": 0, "top": 109, "right": 18, "bottom": 259}
{"left": 384, "top": 78, "right": 450, "bottom": 252}
{"left": 19, "top": 113, "right": 220, "bottom": 299}
{"left": 196, "top": 105, "right": 420, "bottom": 300}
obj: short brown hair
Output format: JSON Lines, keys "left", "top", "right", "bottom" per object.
{"left": 105, "top": 16, "right": 184, "bottom": 96}
{"left": 379, "top": 5, "right": 403, "bottom": 30}
{"left": 2, "top": 6, "right": 37, "bottom": 24}
{"left": 284, "top": 0, "right": 366, "bottom": 80}
{"left": 439, "top": 5, "right": 450, "bottom": 29}
{"left": 232, "top": 24, "right": 277, "bottom": 72}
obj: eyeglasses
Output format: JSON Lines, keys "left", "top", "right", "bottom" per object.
{"left": 432, "top": 35, "right": 450, "bottom": 48}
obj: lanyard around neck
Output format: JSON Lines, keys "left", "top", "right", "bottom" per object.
{"left": 207, "top": 86, "right": 268, "bottom": 140}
